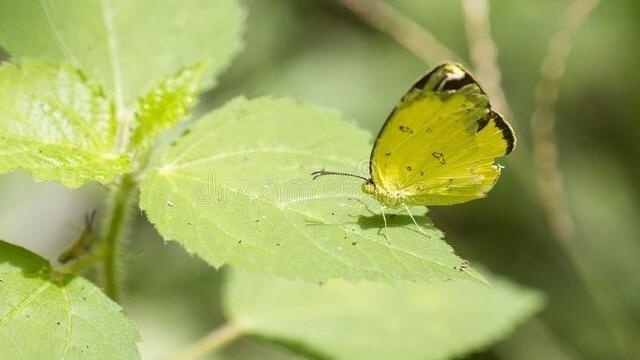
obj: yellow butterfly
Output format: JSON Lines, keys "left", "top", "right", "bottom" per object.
{"left": 312, "top": 63, "right": 516, "bottom": 233}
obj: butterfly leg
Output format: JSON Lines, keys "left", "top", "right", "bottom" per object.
{"left": 350, "top": 197, "right": 377, "bottom": 216}
{"left": 381, "top": 206, "right": 388, "bottom": 229}
{"left": 402, "top": 203, "right": 429, "bottom": 237}
{"left": 378, "top": 206, "right": 391, "bottom": 242}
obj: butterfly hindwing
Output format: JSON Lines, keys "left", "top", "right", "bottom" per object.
{"left": 370, "top": 63, "right": 515, "bottom": 206}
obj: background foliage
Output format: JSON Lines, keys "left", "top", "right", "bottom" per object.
{"left": 0, "top": 0, "right": 638, "bottom": 359}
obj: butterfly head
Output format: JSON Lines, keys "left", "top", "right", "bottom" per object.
{"left": 361, "top": 179, "right": 376, "bottom": 196}
{"left": 311, "top": 170, "right": 378, "bottom": 196}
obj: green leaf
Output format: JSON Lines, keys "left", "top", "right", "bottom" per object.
{"left": 0, "top": 60, "right": 130, "bottom": 188}
{"left": 129, "top": 61, "right": 208, "bottom": 151}
{"left": 0, "top": 0, "right": 245, "bottom": 105}
{"left": 140, "top": 96, "right": 486, "bottom": 284}
{"left": 0, "top": 240, "right": 140, "bottom": 359}
{"left": 224, "top": 271, "right": 544, "bottom": 360}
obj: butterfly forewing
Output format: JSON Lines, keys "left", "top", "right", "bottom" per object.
{"left": 369, "top": 63, "right": 515, "bottom": 206}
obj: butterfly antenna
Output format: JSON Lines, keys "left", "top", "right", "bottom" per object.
{"left": 311, "top": 170, "right": 368, "bottom": 181}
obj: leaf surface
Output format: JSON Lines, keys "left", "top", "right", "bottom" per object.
{"left": 0, "top": 0, "right": 245, "bottom": 105}
{"left": 0, "top": 240, "right": 140, "bottom": 360}
{"left": 129, "top": 62, "right": 207, "bottom": 151}
{"left": 140, "top": 97, "right": 486, "bottom": 284}
{"left": 0, "top": 60, "right": 129, "bottom": 187}
{"left": 224, "top": 271, "right": 544, "bottom": 360}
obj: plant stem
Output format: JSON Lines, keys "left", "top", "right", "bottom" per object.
{"left": 461, "top": 0, "right": 512, "bottom": 121}
{"left": 530, "top": 0, "right": 636, "bottom": 358}
{"left": 459, "top": 0, "right": 538, "bottom": 191}
{"left": 168, "top": 322, "right": 244, "bottom": 360}
{"left": 102, "top": 174, "right": 137, "bottom": 302}
{"left": 337, "top": 0, "right": 462, "bottom": 65}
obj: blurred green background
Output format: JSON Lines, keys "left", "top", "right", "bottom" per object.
{"left": 1, "top": 0, "right": 638, "bottom": 359}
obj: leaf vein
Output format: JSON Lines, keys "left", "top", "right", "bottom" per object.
{"left": 172, "top": 147, "right": 354, "bottom": 170}
{"left": 0, "top": 281, "right": 51, "bottom": 331}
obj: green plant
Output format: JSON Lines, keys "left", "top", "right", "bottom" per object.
{"left": 0, "top": 1, "right": 544, "bottom": 359}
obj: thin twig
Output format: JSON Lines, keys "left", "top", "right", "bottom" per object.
{"left": 531, "top": 0, "right": 599, "bottom": 248}
{"left": 168, "top": 322, "right": 244, "bottom": 360}
{"left": 531, "top": 0, "right": 636, "bottom": 358}
{"left": 338, "top": 0, "right": 462, "bottom": 65}
{"left": 460, "top": 0, "right": 539, "bottom": 193}
{"left": 461, "top": 0, "right": 512, "bottom": 121}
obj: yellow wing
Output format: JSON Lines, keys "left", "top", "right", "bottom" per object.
{"left": 370, "top": 63, "right": 515, "bottom": 206}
